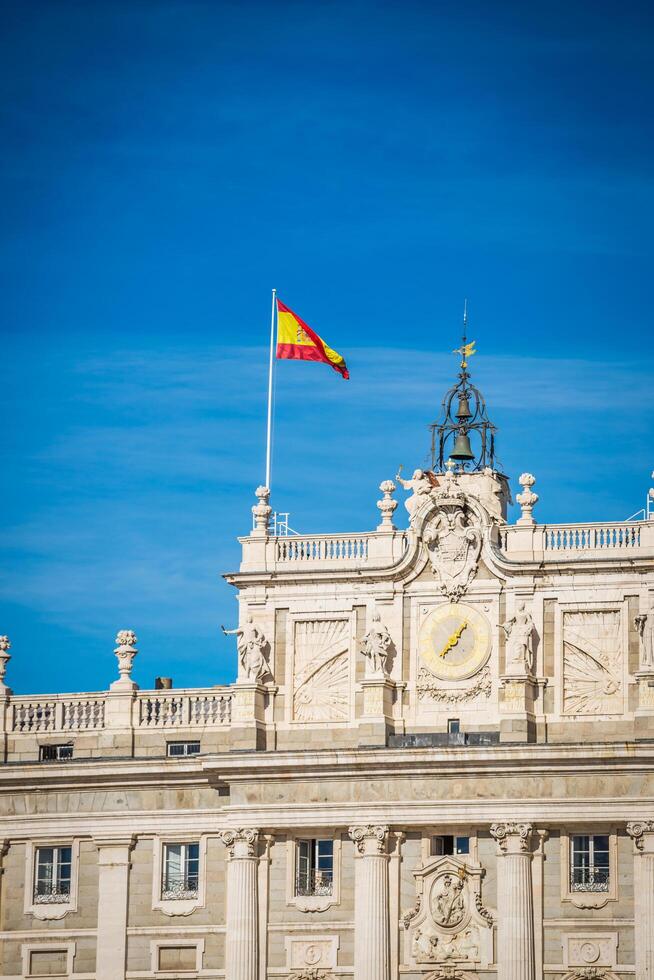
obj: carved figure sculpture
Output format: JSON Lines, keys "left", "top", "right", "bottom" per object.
{"left": 502, "top": 602, "right": 535, "bottom": 673}
{"left": 396, "top": 468, "right": 436, "bottom": 521}
{"left": 221, "top": 616, "right": 269, "bottom": 682}
{"left": 432, "top": 874, "right": 466, "bottom": 928}
{"left": 361, "top": 613, "right": 392, "bottom": 677}
{"left": 635, "top": 608, "right": 654, "bottom": 669}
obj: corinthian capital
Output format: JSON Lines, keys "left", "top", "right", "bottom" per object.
{"left": 490, "top": 821, "right": 534, "bottom": 853}
{"left": 219, "top": 828, "right": 259, "bottom": 858}
{"left": 348, "top": 824, "right": 389, "bottom": 856}
{"left": 627, "top": 820, "right": 654, "bottom": 851}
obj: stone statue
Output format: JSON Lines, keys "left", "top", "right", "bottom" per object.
{"left": 636, "top": 608, "right": 654, "bottom": 670}
{"left": 502, "top": 602, "right": 535, "bottom": 673}
{"left": 361, "top": 613, "right": 393, "bottom": 677}
{"left": 222, "top": 616, "right": 270, "bottom": 682}
{"left": 395, "top": 468, "right": 436, "bottom": 521}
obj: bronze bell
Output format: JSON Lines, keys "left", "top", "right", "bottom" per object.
{"left": 450, "top": 430, "right": 474, "bottom": 461}
{"left": 455, "top": 393, "right": 472, "bottom": 420}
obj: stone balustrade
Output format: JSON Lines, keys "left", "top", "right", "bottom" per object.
{"left": 137, "top": 689, "right": 232, "bottom": 727}
{"left": 4, "top": 688, "right": 232, "bottom": 735}
{"left": 501, "top": 519, "right": 654, "bottom": 559}
{"left": 239, "top": 519, "right": 654, "bottom": 571}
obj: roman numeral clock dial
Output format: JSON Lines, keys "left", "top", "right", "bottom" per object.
{"left": 418, "top": 603, "right": 491, "bottom": 681}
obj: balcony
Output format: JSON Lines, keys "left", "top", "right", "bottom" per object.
{"left": 295, "top": 869, "right": 334, "bottom": 897}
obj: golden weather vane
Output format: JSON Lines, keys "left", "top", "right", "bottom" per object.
{"left": 452, "top": 299, "right": 477, "bottom": 369}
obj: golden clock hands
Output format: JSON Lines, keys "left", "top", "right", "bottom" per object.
{"left": 439, "top": 621, "right": 469, "bottom": 658}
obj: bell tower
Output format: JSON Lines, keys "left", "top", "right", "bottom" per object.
{"left": 429, "top": 302, "right": 500, "bottom": 473}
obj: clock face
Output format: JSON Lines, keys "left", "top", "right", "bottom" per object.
{"left": 418, "top": 602, "right": 491, "bottom": 681}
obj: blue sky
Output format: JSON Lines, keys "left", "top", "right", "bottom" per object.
{"left": 1, "top": 0, "right": 653, "bottom": 695}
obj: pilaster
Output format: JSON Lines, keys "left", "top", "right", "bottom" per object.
{"left": 627, "top": 820, "right": 654, "bottom": 978}
{"left": 94, "top": 835, "right": 135, "bottom": 980}
{"left": 490, "top": 822, "right": 535, "bottom": 980}
{"left": 220, "top": 828, "right": 260, "bottom": 980}
{"left": 349, "top": 825, "right": 390, "bottom": 980}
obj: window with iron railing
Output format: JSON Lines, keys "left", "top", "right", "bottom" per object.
{"left": 570, "top": 834, "right": 610, "bottom": 892}
{"left": 166, "top": 741, "right": 200, "bottom": 757}
{"left": 296, "top": 839, "right": 334, "bottom": 896}
{"left": 40, "top": 744, "right": 73, "bottom": 762}
{"left": 34, "top": 846, "right": 72, "bottom": 903}
{"left": 162, "top": 843, "right": 200, "bottom": 900}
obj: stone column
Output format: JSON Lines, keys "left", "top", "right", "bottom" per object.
{"left": 490, "top": 822, "right": 535, "bottom": 980}
{"left": 220, "top": 829, "right": 259, "bottom": 980}
{"left": 349, "top": 825, "right": 390, "bottom": 980}
{"left": 94, "top": 835, "right": 135, "bottom": 980}
{"left": 627, "top": 821, "right": 654, "bottom": 978}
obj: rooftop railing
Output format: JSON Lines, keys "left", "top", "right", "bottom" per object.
{"left": 7, "top": 688, "right": 233, "bottom": 735}
{"left": 501, "top": 520, "right": 654, "bottom": 559}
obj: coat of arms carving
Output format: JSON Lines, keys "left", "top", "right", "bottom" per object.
{"left": 422, "top": 498, "right": 483, "bottom": 602}
{"left": 402, "top": 856, "right": 494, "bottom": 968}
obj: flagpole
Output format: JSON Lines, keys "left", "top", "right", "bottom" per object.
{"left": 265, "top": 288, "right": 277, "bottom": 490}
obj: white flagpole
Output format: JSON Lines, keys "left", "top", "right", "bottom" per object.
{"left": 265, "top": 288, "right": 277, "bottom": 490}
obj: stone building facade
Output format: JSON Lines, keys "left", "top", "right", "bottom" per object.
{"left": 1, "top": 389, "right": 654, "bottom": 980}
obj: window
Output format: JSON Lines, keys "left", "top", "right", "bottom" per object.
{"left": 34, "top": 847, "right": 72, "bottom": 904}
{"left": 570, "top": 834, "right": 610, "bottom": 892}
{"left": 447, "top": 719, "right": 460, "bottom": 734}
{"left": 40, "top": 744, "right": 73, "bottom": 762}
{"left": 167, "top": 741, "right": 200, "bottom": 757}
{"left": 296, "top": 839, "right": 334, "bottom": 896}
{"left": 162, "top": 843, "right": 199, "bottom": 900}
{"left": 431, "top": 835, "right": 470, "bottom": 857}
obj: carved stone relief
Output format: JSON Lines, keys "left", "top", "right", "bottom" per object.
{"left": 560, "top": 972, "right": 620, "bottom": 980}
{"left": 563, "top": 611, "right": 622, "bottom": 715}
{"left": 636, "top": 604, "right": 654, "bottom": 669}
{"left": 285, "top": 935, "right": 338, "bottom": 976}
{"left": 564, "top": 933, "right": 617, "bottom": 970}
{"left": 292, "top": 620, "right": 350, "bottom": 722}
{"left": 402, "top": 856, "right": 493, "bottom": 969}
{"left": 417, "top": 666, "right": 492, "bottom": 704}
{"left": 422, "top": 497, "right": 483, "bottom": 602}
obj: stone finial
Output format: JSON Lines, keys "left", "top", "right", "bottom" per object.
{"left": 376, "top": 479, "right": 397, "bottom": 531}
{"left": 251, "top": 485, "right": 272, "bottom": 537}
{"left": 516, "top": 473, "right": 538, "bottom": 525}
{"left": 112, "top": 630, "right": 138, "bottom": 691}
{"left": 0, "top": 635, "right": 11, "bottom": 695}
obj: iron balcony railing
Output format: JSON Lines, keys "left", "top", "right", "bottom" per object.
{"left": 295, "top": 869, "right": 334, "bottom": 897}
{"left": 161, "top": 876, "right": 199, "bottom": 901}
{"left": 570, "top": 868, "right": 609, "bottom": 893}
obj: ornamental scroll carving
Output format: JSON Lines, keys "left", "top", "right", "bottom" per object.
{"left": 562, "top": 611, "right": 622, "bottom": 715}
{"left": 490, "top": 822, "right": 533, "bottom": 852}
{"left": 626, "top": 820, "right": 654, "bottom": 850}
{"left": 560, "top": 972, "right": 620, "bottom": 980}
{"left": 348, "top": 825, "right": 388, "bottom": 856}
{"left": 417, "top": 666, "right": 491, "bottom": 704}
{"left": 218, "top": 828, "right": 259, "bottom": 858}
{"left": 292, "top": 620, "right": 350, "bottom": 722}
{"left": 403, "top": 856, "right": 493, "bottom": 968}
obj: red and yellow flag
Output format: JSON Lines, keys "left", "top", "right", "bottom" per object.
{"left": 276, "top": 298, "right": 349, "bottom": 379}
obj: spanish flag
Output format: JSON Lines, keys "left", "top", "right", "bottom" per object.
{"left": 276, "top": 298, "right": 349, "bottom": 379}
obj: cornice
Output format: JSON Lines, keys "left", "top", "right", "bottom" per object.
{"left": 1, "top": 741, "right": 653, "bottom": 793}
